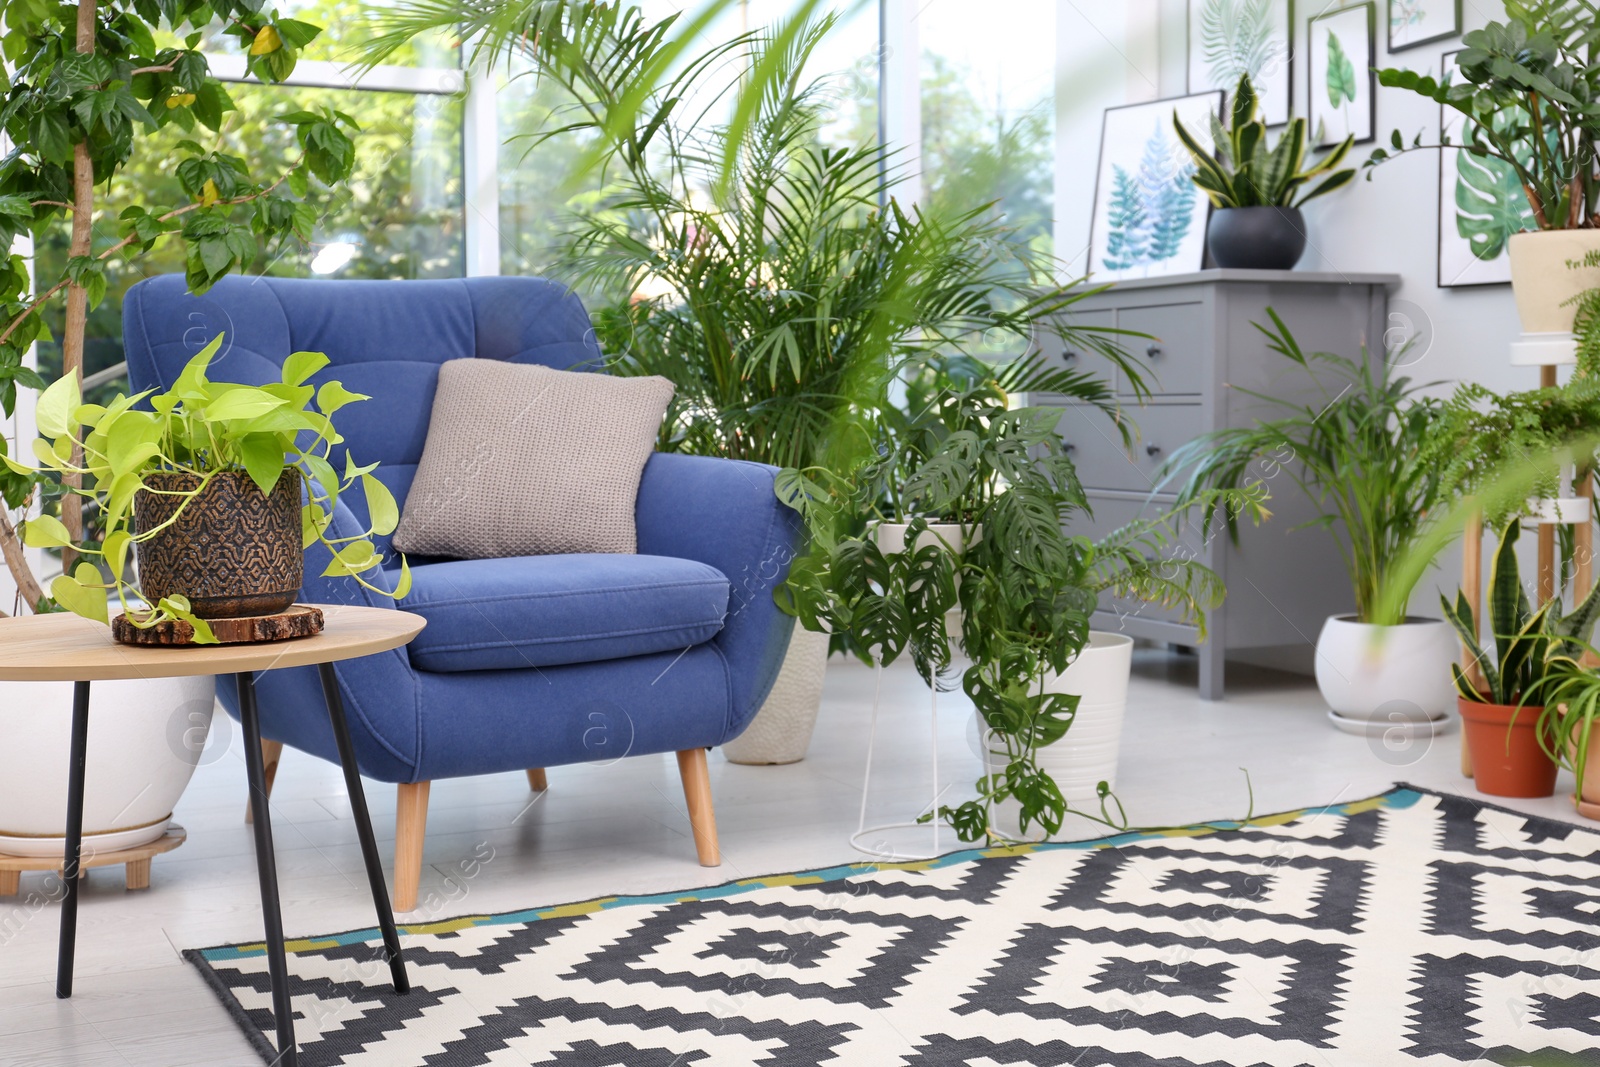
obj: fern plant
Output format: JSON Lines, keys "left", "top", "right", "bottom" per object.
{"left": 1173, "top": 74, "right": 1355, "bottom": 208}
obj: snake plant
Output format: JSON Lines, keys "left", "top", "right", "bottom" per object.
{"left": 1442, "top": 520, "right": 1600, "bottom": 704}
{"left": 1172, "top": 73, "right": 1355, "bottom": 208}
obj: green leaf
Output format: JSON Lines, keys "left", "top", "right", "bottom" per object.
{"left": 321, "top": 540, "right": 378, "bottom": 577}
{"left": 102, "top": 530, "right": 131, "bottom": 580}
{"left": 51, "top": 572, "right": 108, "bottom": 624}
{"left": 302, "top": 452, "right": 339, "bottom": 512}
{"left": 35, "top": 372, "right": 80, "bottom": 439}
{"left": 1453, "top": 115, "right": 1537, "bottom": 263}
{"left": 204, "top": 388, "right": 286, "bottom": 421}
{"left": 237, "top": 433, "right": 286, "bottom": 497}
{"left": 361, "top": 473, "right": 398, "bottom": 536}
{"left": 281, "top": 350, "right": 329, "bottom": 387}
{"left": 392, "top": 555, "right": 412, "bottom": 599}
{"left": 1326, "top": 29, "right": 1357, "bottom": 108}
{"left": 21, "top": 513, "right": 70, "bottom": 547}
{"left": 316, "top": 380, "right": 368, "bottom": 417}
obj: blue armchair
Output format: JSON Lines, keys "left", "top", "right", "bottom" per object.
{"left": 123, "top": 274, "right": 799, "bottom": 910}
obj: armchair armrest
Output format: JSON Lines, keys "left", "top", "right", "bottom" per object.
{"left": 635, "top": 453, "right": 802, "bottom": 735}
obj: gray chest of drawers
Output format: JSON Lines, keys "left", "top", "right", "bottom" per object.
{"left": 1032, "top": 269, "right": 1400, "bottom": 699}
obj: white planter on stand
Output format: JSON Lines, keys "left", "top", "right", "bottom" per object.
{"left": 1508, "top": 230, "right": 1600, "bottom": 365}
{"left": 985, "top": 632, "right": 1134, "bottom": 840}
{"left": 722, "top": 626, "right": 831, "bottom": 765}
{"left": 1316, "top": 616, "right": 1456, "bottom": 737}
{"left": 0, "top": 676, "right": 216, "bottom": 857}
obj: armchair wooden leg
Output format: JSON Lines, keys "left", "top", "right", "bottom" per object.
{"left": 244, "top": 738, "right": 284, "bottom": 824}
{"left": 676, "top": 749, "right": 720, "bottom": 867}
{"left": 525, "top": 768, "right": 548, "bottom": 792}
{"left": 393, "top": 781, "right": 430, "bottom": 913}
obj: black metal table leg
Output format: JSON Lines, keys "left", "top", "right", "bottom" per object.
{"left": 238, "top": 672, "right": 298, "bottom": 1066}
{"left": 56, "top": 680, "right": 90, "bottom": 999}
{"left": 317, "top": 663, "right": 409, "bottom": 993}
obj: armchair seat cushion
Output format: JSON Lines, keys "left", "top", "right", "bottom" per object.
{"left": 404, "top": 554, "right": 730, "bottom": 673}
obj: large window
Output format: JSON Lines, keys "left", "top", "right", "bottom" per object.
{"left": 918, "top": 0, "right": 1056, "bottom": 258}
{"left": 35, "top": 11, "right": 466, "bottom": 401}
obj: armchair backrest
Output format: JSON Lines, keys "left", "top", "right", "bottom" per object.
{"left": 123, "top": 275, "right": 605, "bottom": 541}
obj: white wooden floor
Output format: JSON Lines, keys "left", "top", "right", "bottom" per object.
{"left": 0, "top": 649, "right": 1588, "bottom": 1065}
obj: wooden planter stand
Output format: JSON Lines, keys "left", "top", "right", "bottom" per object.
{"left": 0, "top": 825, "right": 185, "bottom": 897}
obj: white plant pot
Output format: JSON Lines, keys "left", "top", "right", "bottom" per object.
{"left": 0, "top": 676, "right": 216, "bottom": 857}
{"left": 986, "top": 633, "right": 1135, "bottom": 839}
{"left": 1525, "top": 496, "right": 1591, "bottom": 525}
{"left": 722, "top": 626, "right": 830, "bottom": 765}
{"left": 874, "top": 522, "right": 981, "bottom": 642}
{"left": 1508, "top": 230, "right": 1600, "bottom": 335}
{"left": 1315, "top": 615, "right": 1456, "bottom": 732}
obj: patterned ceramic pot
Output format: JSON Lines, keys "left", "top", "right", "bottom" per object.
{"left": 134, "top": 470, "right": 302, "bottom": 619}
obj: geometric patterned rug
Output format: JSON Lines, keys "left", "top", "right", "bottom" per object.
{"left": 187, "top": 785, "right": 1600, "bottom": 1066}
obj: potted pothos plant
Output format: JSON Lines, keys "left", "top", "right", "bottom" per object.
{"left": 1163, "top": 312, "right": 1458, "bottom": 736}
{"left": 1444, "top": 520, "right": 1600, "bottom": 799}
{"left": 1172, "top": 73, "right": 1355, "bottom": 270}
{"left": 8, "top": 334, "right": 406, "bottom": 642}
{"left": 778, "top": 354, "right": 1248, "bottom": 842}
{"left": 1365, "top": 3, "right": 1600, "bottom": 339}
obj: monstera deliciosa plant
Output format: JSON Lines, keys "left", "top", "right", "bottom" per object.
{"left": 0, "top": 0, "right": 357, "bottom": 615}
{"left": 7, "top": 336, "right": 404, "bottom": 641}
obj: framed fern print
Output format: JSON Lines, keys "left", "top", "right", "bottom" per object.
{"left": 1388, "top": 0, "right": 1460, "bottom": 53}
{"left": 1186, "top": 0, "right": 1294, "bottom": 127}
{"left": 1087, "top": 92, "right": 1223, "bottom": 282}
{"left": 1307, "top": 4, "right": 1375, "bottom": 149}
{"left": 1436, "top": 49, "right": 1533, "bottom": 287}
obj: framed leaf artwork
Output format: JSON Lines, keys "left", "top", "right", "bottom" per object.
{"left": 1307, "top": 4, "right": 1375, "bottom": 149}
{"left": 1436, "top": 49, "right": 1534, "bottom": 287}
{"left": 1388, "top": 0, "right": 1460, "bottom": 53}
{"left": 1087, "top": 92, "right": 1223, "bottom": 282}
{"left": 1186, "top": 0, "right": 1294, "bottom": 127}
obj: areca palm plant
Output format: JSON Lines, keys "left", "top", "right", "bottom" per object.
{"left": 536, "top": 11, "right": 1142, "bottom": 472}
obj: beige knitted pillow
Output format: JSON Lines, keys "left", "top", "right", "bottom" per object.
{"left": 391, "top": 360, "right": 674, "bottom": 557}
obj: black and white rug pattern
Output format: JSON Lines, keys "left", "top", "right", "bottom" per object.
{"left": 189, "top": 786, "right": 1600, "bottom": 1065}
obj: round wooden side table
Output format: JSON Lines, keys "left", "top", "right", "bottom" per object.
{"left": 0, "top": 605, "right": 426, "bottom": 1067}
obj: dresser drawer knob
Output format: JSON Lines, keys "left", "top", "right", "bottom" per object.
{"left": 1062, "top": 350, "right": 1078, "bottom": 364}
{"left": 1145, "top": 444, "right": 1162, "bottom": 457}
{"left": 1145, "top": 343, "right": 1163, "bottom": 359}
{"left": 1064, "top": 442, "right": 1077, "bottom": 454}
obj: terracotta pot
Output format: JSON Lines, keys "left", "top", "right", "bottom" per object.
{"left": 134, "top": 470, "right": 302, "bottom": 619}
{"left": 1507, "top": 229, "right": 1600, "bottom": 334}
{"left": 1572, "top": 733, "right": 1600, "bottom": 821}
{"left": 1458, "top": 697, "right": 1557, "bottom": 798}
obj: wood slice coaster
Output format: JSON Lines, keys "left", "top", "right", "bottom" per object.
{"left": 112, "top": 604, "right": 324, "bottom": 646}
{"left": 0, "top": 825, "right": 186, "bottom": 896}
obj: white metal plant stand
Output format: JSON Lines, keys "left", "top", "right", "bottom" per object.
{"left": 851, "top": 664, "right": 952, "bottom": 861}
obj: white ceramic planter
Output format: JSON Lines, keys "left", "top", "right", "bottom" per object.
{"left": 1525, "top": 496, "right": 1591, "bottom": 524}
{"left": 875, "top": 522, "right": 981, "bottom": 644}
{"left": 1508, "top": 230, "right": 1600, "bottom": 334}
{"left": 872, "top": 521, "right": 980, "bottom": 558}
{"left": 1315, "top": 615, "right": 1456, "bottom": 733}
{"left": 722, "top": 626, "right": 831, "bottom": 765}
{"left": 987, "top": 632, "right": 1135, "bottom": 833}
{"left": 0, "top": 676, "right": 216, "bottom": 857}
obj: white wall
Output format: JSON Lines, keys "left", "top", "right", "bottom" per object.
{"left": 1056, "top": 0, "right": 1535, "bottom": 613}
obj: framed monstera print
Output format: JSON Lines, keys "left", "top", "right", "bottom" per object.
{"left": 1088, "top": 92, "right": 1223, "bottom": 282}
{"left": 1306, "top": 4, "right": 1375, "bottom": 149}
{"left": 1186, "top": 0, "right": 1294, "bottom": 127}
{"left": 1436, "top": 49, "right": 1535, "bottom": 287}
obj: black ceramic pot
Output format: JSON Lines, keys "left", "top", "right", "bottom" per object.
{"left": 1206, "top": 206, "right": 1307, "bottom": 270}
{"left": 134, "top": 470, "right": 302, "bottom": 618}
